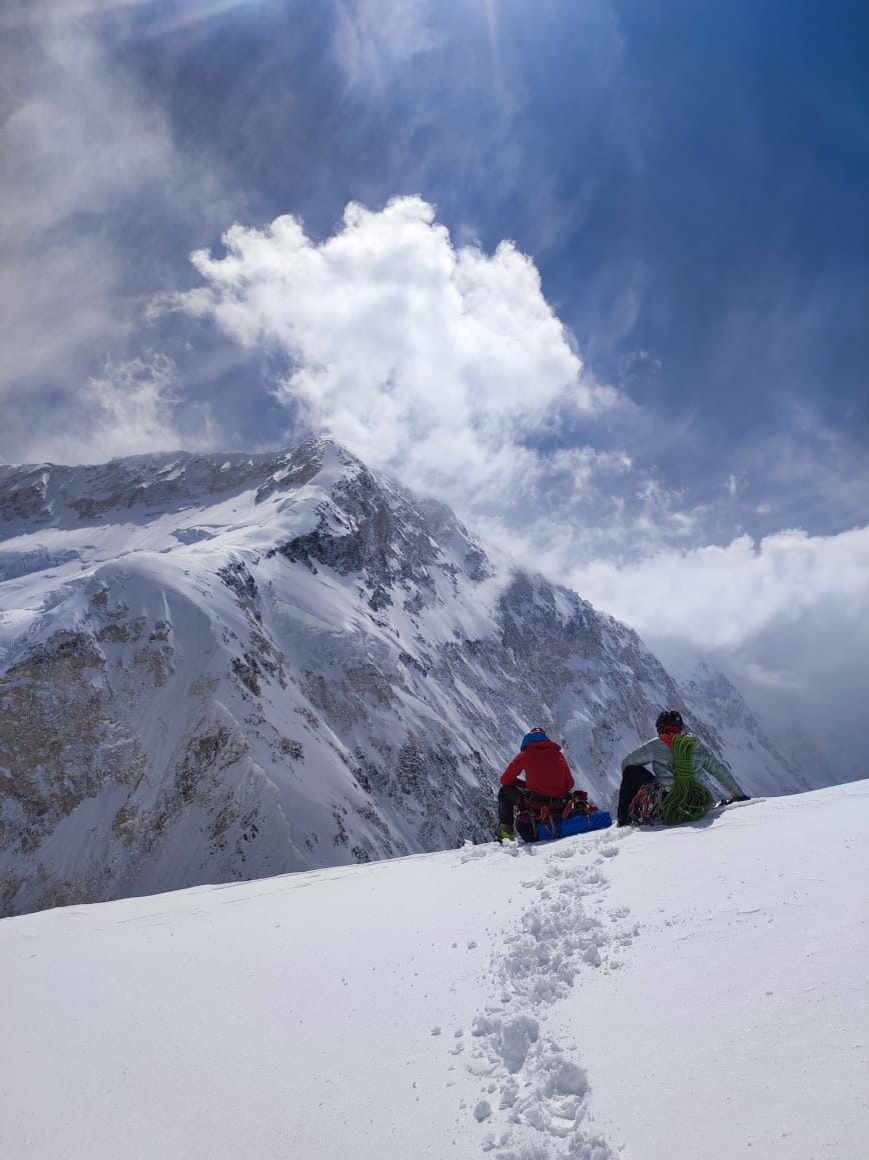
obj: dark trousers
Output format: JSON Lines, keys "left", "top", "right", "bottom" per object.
{"left": 499, "top": 784, "right": 568, "bottom": 827}
{"left": 498, "top": 784, "right": 522, "bottom": 826}
{"left": 617, "top": 765, "right": 655, "bottom": 825}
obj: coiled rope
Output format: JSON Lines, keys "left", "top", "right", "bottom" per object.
{"left": 658, "top": 734, "right": 715, "bottom": 826}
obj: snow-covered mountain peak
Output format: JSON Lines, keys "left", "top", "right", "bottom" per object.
{"left": 0, "top": 439, "right": 824, "bottom": 916}
{"left": 0, "top": 437, "right": 357, "bottom": 530}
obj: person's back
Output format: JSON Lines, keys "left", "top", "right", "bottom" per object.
{"left": 617, "top": 710, "right": 748, "bottom": 825}
{"left": 496, "top": 727, "right": 575, "bottom": 839}
{"left": 501, "top": 733, "right": 574, "bottom": 799}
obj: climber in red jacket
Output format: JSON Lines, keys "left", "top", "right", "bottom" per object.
{"left": 497, "top": 727, "right": 574, "bottom": 840}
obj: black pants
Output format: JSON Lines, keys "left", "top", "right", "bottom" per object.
{"left": 498, "top": 784, "right": 523, "bottom": 826}
{"left": 499, "top": 785, "right": 568, "bottom": 827}
{"left": 617, "top": 765, "right": 655, "bottom": 825}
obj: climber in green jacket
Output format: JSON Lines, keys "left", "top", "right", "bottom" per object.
{"left": 617, "top": 710, "right": 749, "bottom": 826}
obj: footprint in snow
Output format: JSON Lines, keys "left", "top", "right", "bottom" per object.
{"left": 460, "top": 839, "right": 629, "bottom": 1157}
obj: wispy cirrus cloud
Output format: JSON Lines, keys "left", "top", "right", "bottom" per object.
{"left": 0, "top": 0, "right": 233, "bottom": 462}
{"left": 332, "top": 0, "right": 447, "bottom": 95}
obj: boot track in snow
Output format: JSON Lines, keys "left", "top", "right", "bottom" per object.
{"left": 455, "top": 833, "right": 636, "bottom": 1158}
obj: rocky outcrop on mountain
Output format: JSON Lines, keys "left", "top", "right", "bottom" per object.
{"left": 0, "top": 452, "right": 282, "bottom": 526}
{"left": 0, "top": 439, "right": 813, "bottom": 916}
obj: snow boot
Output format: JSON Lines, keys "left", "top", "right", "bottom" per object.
{"left": 496, "top": 823, "right": 515, "bottom": 842}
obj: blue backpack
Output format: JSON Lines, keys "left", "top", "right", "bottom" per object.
{"left": 516, "top": 789, "right": 612, "bottom": 843}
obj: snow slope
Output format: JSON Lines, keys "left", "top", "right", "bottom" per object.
{"left": 1, "top": 780, "right": 866, "bottom": 1160}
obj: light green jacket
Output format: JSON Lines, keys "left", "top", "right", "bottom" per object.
{"left": 621, "top": 734, "right": 744, "bottom": 799}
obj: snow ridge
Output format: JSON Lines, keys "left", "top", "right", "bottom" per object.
{"left": 1, "top": 783, "right": 867, "bottom": 1159}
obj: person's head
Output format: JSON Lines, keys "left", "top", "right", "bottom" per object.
{"left": 655, "top": 710, "right": 684, "bottom": 739}
{"left": 520, "top": 726, "right": 548, "bottom": 751}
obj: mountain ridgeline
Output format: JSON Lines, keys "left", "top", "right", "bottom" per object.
{"left": 0, "top": 439, "right": 814, "bottom": 915}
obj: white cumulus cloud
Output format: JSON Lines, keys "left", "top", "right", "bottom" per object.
{"left": 172, "top": 196, "right": 621, "bottom": 510}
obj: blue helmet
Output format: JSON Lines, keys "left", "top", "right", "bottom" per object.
{"left": 520, "top": 726, "right": 547, "bottom": 750}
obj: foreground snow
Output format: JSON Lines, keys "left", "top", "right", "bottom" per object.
{"left": 1, "top": 781, "right": 867, "bottom": 1160}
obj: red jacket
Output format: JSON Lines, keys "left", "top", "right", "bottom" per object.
{"left": 500, "top": 740, "right": 574, "bottom": 798}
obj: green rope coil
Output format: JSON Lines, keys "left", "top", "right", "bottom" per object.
{"left": 658, "top": 734, "right": 715, "bottom": 826}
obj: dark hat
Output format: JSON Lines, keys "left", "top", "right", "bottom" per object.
{"left": 655, "top": 710, "right": 684, "bottom": 732}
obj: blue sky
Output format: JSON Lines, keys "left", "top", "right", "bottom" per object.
{"left": 2, "top": 0, "right": 868, "bottom": 759}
